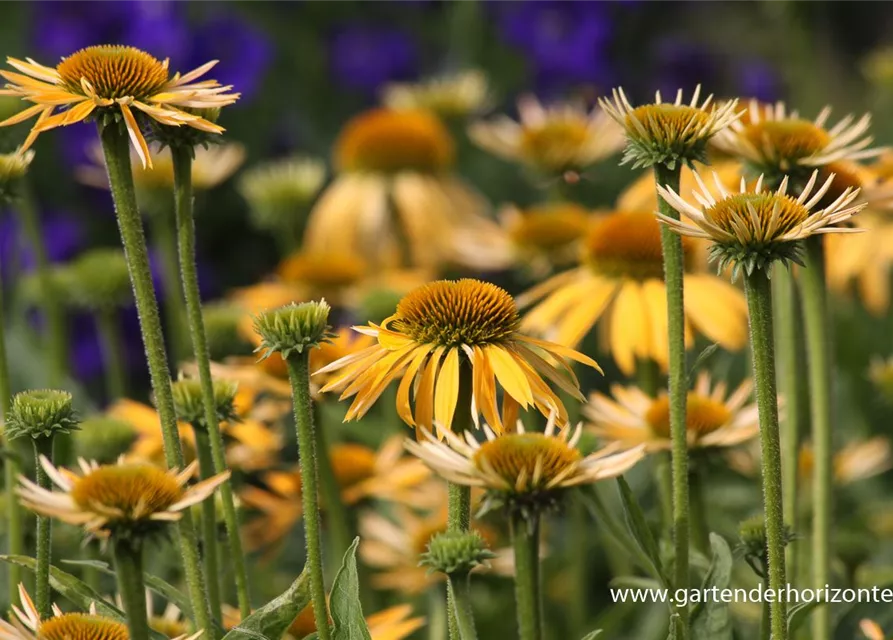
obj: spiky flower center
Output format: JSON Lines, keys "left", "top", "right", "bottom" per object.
{"left": 392, "top": 280, "right": 520, "bottom": 347}
{"left": 704, "top": 193, "right": 810, "bottom": 243}
{"left": 39, "top": 614, "right": 130, "bottom": 640}
{"left": 335, "top": 109, "right": 454, "bottom": 174}
{"left": 520, "top": 120, "right": 589, "bottom": 168}
{"left": 645, "top": 393, "right": 732, "bottom": 439}
{"left": 71, "top": 464, "right": 183, "bottom": 520}
{"left": 277, "top": 252, "right": 366, "bottom": 290}
{"left": 474, "top": 433, "right": 582, "bottom": 490}
{"left": 331, "top": 445, "right": 378, "bottom": 489}
{"left": 626, "top": 105, "right": 713, "bottom": 143}
{"left": 58, "top": 45, "right": 169, "bottom": 99}
{"left": 742, "top": 119, "right": 831, "bottom": 162}
{"left": 584, "top": 210, "right": 694, "bottom": 279}
{"left": 508, "top": 204, "right": 591, "bottom": 250}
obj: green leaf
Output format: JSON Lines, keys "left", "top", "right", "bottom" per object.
{"left": 61, "top": 559, "right": 197, "bottom": 623}
{"left": 580, "top": 631, "right": 603, "bottom": 640}
{"left": 787, "top": 600, "right": 825, "bottom": 635}
{"left": 0, "top": 555, "right": 167, "bottom": 640}
{"left": 609, "top": 576, "right": 663, "bottom": 591}
{"left": 331, "top": 537, "right": 372, "bottom": 640}
{"left": 222, "top": 570, "right": 310, "bottom": 640}
{"left": 689, "top": 343, "right": 719, "bottom": 379}
{"left": 616, "top": 477, "right": 665, "bottom": 585}
{"left": 690, "top": 534, "right": 733, "bottom": 640}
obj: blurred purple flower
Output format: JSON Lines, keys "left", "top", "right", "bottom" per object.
{"left": 328, "top": 24, "right": 418, "bottom": 95}
{"left": 0, "top": 210, "right": 84, "bottom": 277}
{"left": 69, "top": 309, "right": 143, "bottom": 387}
{"left": 651, "top": 39, "right": 717, "bottom": 96}
{"left": 189, "top": 15, "right": 272, "bottom": 100}
{"left": 737, "top": 60, "right": 782, "bottom": 102}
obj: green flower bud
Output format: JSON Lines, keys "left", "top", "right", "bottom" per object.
{"left": 170, "top": 378, "right": 240, "bottom": 427}
{"left": 74, "top": 416, "right": 138, "bottom": 463}
{"left": 202, "top": 302, "right": 253, "bottom": 360}
{"left": 4, "top": 389, "right": 79, "bottom": 441}
{"left": 238, "top": 156, "right": 325, "bottom": 235}
{"left": 60, "top": 248, "right": 132, "bottom": 311}
{"left": 0, "top": 150, "right": 33, "bottom": 202}
{"left": 737, "top": 515, "right": 795, "bottom": 578}
{"left": 357, "top": 288, "right": 404, "bottom": 325}
{"left": 253, "top": 300, "right": 331, "bottom": 360}
{"left": 420, "top": 530, "right": 496, "bottom": 576}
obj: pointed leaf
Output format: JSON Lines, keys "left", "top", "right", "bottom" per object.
{"left": 688, "top": 343, "right": 719, "bottom": 379}
{"left": 787, "top": 600, "right": 825, "bottom": 635}
{"left": 331, "top": 538, "right": 372, "bottom": 640}
{"left": 616, "top": 477, "right": 665, "bottom": 585}
{"left": 222, "top": 570, "right": 310, "bottom": 640}
{"left": 580, "top": 631, "right": 603, "bottom": 640}
{"left": 690, "top": 534, "right": 733, "bottom": 640}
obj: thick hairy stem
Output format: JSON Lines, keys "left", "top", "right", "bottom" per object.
{"left": 32, "top": 436, "right": 54, "bottom": 618}
{"left": 448, "top": 575, "right": 479, "bottom": 640}
{"left": 98, "top": 124, "right": 212, "bottom": 634}
{"left": 744, "top": 269, "right": 788, "bottom": 640}
{"left": 511, "top": 512, "right": 542, "bottom": 640}
{"left": 112, "top": 539, "right": 150, "bottom": 640}
{"left": 194, "top": 429, "right": 222, "bottom": 620}
{"left": 171, "top": 147, "right": 252, "bottom": 619}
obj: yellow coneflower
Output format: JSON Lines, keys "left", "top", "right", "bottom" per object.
{"left": 712, "top": 100, "right": 882, "bottom": 175}
{"left": 406, "top": 413, "right": 644, "bottom": 499}
{"left": 469, "top": 95, "right": 624, "bottom": 176}
{"left": 518, "top": 209, "right": 748, "bottom": 374}
{"left": 147, "top": 597, "right": 189, "bottom": 639}
{"left": 304, "top": 108, "right": 507, "bottom": 270}
{"left": 656, "top": 170, "right": 866, "bottom": 276}
{"left": 599, "top": 85, "right": 740, "bottom": 168}
{"left": 78, "top": 141, "right": 246, "bottom": 191}
{"left": 17, "top": 456, "right": 228, "bottom": 539}
{"left": 0, "top": 585, "right": 129, "bottom": 640}
{"left": 276, "top": 251, "right": 368, "bottom": 302}
{"left": 615, "top": 160, "right": 742, "bottom": 213}
{"left": 383, "top": 69, "right": 490, "bottom": 117}
{"left": 488, "top": 202, "right": 593, "bottom": 275}
{"left": 108, "top": 399, "right": 196, "bottom": 468}
{"left": 0, "top": 45, "right": 239, "bottom": 167}
{"left": 585, "top": 373, "right": 759, "bottom": 452}
{"left": 286, "top": 602, "right": 424, "bottom": 640}
{"left": 316, "top": 279, "right": 601, "bottom": 435}
{"left": 359, "top": 500, "right": 500, "bottom": 595}
{"left": 239, "top": 436, "right": 436, "bottom": 553}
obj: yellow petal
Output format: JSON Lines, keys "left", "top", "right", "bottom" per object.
{"left": 472, "top": 346, "right": 502, "bottom": 433}
{"left": 685, "top": 275, "right": 748, "bottom": 350}
{"left": 396, "top": 345, "right": 433, "bottom": 426}
{"left": 119, "top": 102, "right": 152, "bottom": 169}
{"left": 414, "top": 346, "right": 445, "bottom": 435}
{"left": 487, "top": 345, "right": 533, "bottom": 407}
{"left": 610, "top": 281, "right": 647, "bottom": 375}
{"left": 641, "top": 279, "right": 669, "bottom": 370}
{"left": 434, "top": 347, "right": 461, "bottom": 433}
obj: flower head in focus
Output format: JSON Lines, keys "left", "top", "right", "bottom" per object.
{"left": 599, "top": 85, "right": 740, "bottom": 169}
{"left": 518, "top": 209, "right": 748, "bottom": 374}
{"left": 470, "top": 95, "right": 624, "bottom": 179}
{"left": 657, "top": 170, "right": 867, "bottom": 277}
{"left": 585, "top": 373, "right": 759, "bottom": 453}
{"left": 0, "top": 45, "right": 239, "bottom": 167}
{"left": 316, "top": 279, "right": 601, "bottom": 435}
{"left": 305, "top": 108, "right": 507, "bottom": 270}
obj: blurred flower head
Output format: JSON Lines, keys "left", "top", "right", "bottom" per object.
{"left": 518, "top": 209, "right": 748, "bottom": 374}
{"left": 495, "top": 202, "right": 593, "bottom": 275}
{"left": 382, "top": 69, "right": 490, "bottom": 118}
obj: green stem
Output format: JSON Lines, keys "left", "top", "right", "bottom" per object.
{"left": 511, "top": 512, "right": 542, "bottom": 640}
{"left": 112, "top": 538, "right": 150, "bottom": 640}
{"left": 446, "top": 370, "right": 473, "bottom": 640}
{"left": 16, "top": 186, "right": 67, "bottom": 386}
{"left": 801, "top": 236, "right": 832, "bottom": 640}
{"left": 743, "top": 268, "right": 788, "bottom": 640}
{"left": 98, "top": 124, "right": 212, "bottom": 635}
{"left": 654, "top": 163, "right": 690, "bottom": 636}
{"left": 772, "top": 264, "right": 804, "bottom": 579}
{"left": 285, "top": 355, "right": 331, "bottom": 640}
{"left": 0, "top": 263, "right": 23, "bottom": 603}
{"left": 314, "top": 418, "right": 352, "bottom": 566}
{"left": 171, "top": 147, "right": 252, "bottom": 619}
{"left": 148, "top": 209, "right": 190, "bottom": 361}
{"left": 193, "top": 429, "right": 222, "bottom": 621}
{"left": 32, "top": 435, "right": 54, "bottom": 618}
{"left": 95, "top": 308, "right": 127, "bottom": 399}
{"left": 447, "top": 575, "right": 479, "bottom": 640}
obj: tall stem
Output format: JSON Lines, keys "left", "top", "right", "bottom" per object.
{"left": 511, "top": 512, "right": 542, "bottom": 640}
{"left": 654, "top": 163, "right": 690, "bottom": 635}
{"left": 148, "top": 210, "right": 190, "bottom": 361}
{"left": 446, "top": 370, "right": 473, "bottom": 640}
{"left": 285, "top": 355, "right": 331, "bottom": 640}
{"left": 772, "top": 264, "right": 804, "bottom": 578}
{"left": 98, "top": 124, "right": 212, "bottom": 635}
{"left": 193, "top": 429, "right": 222, "bottom": 620}
{"left": 171, "top": 147, "right": 252, "bottom": 619}
{"left": 801, "top": 236, "right": 832, "bottom": 640}
{"left": 112, "top": 538, "right": 150, "bottom": 640}
{"left": 32, "top": 435, "right": 54, "bottom": 618}
{"left": 95, "top": 308, "right": 127, "bottom": 399}
{"left": 0, "top": 263, "right": 23, "bottom": 602}
{"left": 448, "top": 575, "right": 479, "bottom": 640}
{"left": 743, "top": 268, "right": 788, "bottom": 640}
{"left": 16, "top": 187, "right": 66, "bottom": 385}
{"left": 314, "top": 417, "right": 352, "bottom": 566}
